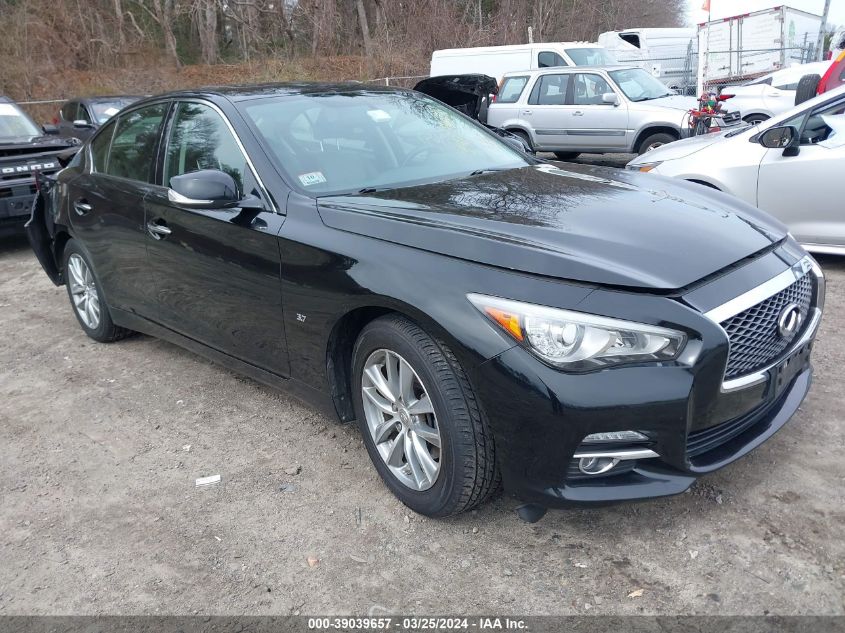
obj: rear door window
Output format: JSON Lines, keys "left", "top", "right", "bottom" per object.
{"left": 105, "top": 103, "right": 168, "bottom": 182}
{"left": 61, "top": 102, "right": 78, "bottom": 122}
{"left": 538, "top": 51, "right": 567, "bottom": 68}
{"left": 528, "top": 74, "right": 570, "bottom": 105}
{"left": 498, "top": 76, "right": 529, "bottom": 103}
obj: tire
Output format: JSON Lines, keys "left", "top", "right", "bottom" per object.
{"left": 63, "top": 239, "right": 133, "bottom": 343}
{"left": 795, "top": 74, "right": 821, "bottom": 106}
{"left": 351, "top": 315, "right": 499, "bottom": 517}
{"left": 508, "top": 129, "right": 534, "bottom": 154}
{"left": 638, "top": 132, "right": 676, "bottom": 155}
{"left": 553, "top": 151, "right": 581, "bottom": 160}
{"left": 743, "top": 114, "right": 770, "bottom": 126}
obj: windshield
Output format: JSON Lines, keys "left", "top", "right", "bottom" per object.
{"left": 565, "top": 47, "right": 617, "bottom": 66}
{"left": 609, "top": 68, "right": 673, "bottom": 101}
{"left": 91, "top": 100, "right": 135, "bottom": 123}
{"left": 240, "top": 91, "right": 530, "bottom": 196}
{"left": 0, "top": 102, "right": 42, "bottom": 139}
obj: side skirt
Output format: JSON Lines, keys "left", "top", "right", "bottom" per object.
{"left": 111, "top": 308, "right": 340, "bottom": 421}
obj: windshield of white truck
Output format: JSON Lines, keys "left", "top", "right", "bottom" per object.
{"left": 566, "top": 48, "right": 617, "bottom": 66}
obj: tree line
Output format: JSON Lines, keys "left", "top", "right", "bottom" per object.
{"left": 1, "top": 0, "right": 685, "bottom": 91}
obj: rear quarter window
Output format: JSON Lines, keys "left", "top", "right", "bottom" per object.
{"left": 90, "top": 120, "right": 116, "bottom": 173}
{"left": 498, "top": 77, "right": 529, "bottom": 103}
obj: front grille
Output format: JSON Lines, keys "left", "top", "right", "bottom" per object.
{"left": 687, "top": 387, "right": 789, "bottom": 457}
{"left": 721, "top": 110, "right": 741, "bottom": 124}
{"left": 720, "top": 273, "right": 813, "bottom": 379}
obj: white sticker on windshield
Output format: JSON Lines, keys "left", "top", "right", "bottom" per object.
{"left": 103, "top": 107, "right": 120, "bottom": 117}
{"left": 367, "top": 109, "right": 391, "bottom": 122}
{"left": 299, "top": 171, "right": 327, "bottom": 187}
{"left": 0, "top": 103, "right": 19, "bottom": 116}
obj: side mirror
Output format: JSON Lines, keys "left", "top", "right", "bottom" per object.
{"left": 759, "top": 125, "right": 799, "bottom": 155}
{"left": 72, "top": 119, "right": 94, "bottom": 129}
{"left": 41, "top": 124, "right": 59, "bottom": 135}
{"left": 169, "top": 169, "right": 241, "bottom": 207}
{"left": 602, "top": 92, "right": 620, "bottom": 106}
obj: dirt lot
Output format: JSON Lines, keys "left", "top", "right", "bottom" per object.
{"left": 1, "top": 212, "right": 844, "bottom": 615}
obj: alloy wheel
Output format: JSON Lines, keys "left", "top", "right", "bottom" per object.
{"left": 360, "top": 349, "right": 442, "bottom": 491}
{"left": 67, "top": 253, "right": 101, "bottom": 329}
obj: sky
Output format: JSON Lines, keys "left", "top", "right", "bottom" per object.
{"left": 687, "top": 0, "right": 845, "bottom": 28}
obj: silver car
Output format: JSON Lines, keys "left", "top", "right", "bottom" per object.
{"left": 487, "top": 66, "right": 740, "bottom": 158}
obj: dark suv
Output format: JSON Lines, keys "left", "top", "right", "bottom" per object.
{"left": 56, "top": 96, "right": 140, "bottom": 142}
{"left": 0, "top": 96, "right": 77, "bottom": 236}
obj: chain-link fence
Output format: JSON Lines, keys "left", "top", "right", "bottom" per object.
{"left": 613, "top": 40, "right": 819, "bottom": 96}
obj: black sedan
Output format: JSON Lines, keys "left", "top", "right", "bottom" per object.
{"left": 27, "top": 84, "right": 825, "bottom": 520}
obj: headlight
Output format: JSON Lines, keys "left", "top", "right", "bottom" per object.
{"left": 468, "top": 294, "right": 686, "bottom": 371}
{"left": 626, "top": 161, "right": 662, "bottom": 172}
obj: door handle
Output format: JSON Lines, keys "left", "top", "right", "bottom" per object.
{"left": 146, "top": 220, "right": 172, "bottom": 239}
{"left": 522, "top": 109, "right": 532, "bottom": 115}
{"left": 572, "top": 110, "right": 584, "bottom": 116}
{"left": 73, "top": 199, "right": 92, "bottom": 216}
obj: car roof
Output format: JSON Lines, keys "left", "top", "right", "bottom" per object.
{"left": 502, "top": 65, "right": 638, "bottom": 78}
{"left": 76, "top": 95, "right": 142, "bottom": 103}
{"left": 134, "top": 82, "right": 409, "bottom": 104}
{"left": 763, "top": 83, "right": 845, "bottom": 128}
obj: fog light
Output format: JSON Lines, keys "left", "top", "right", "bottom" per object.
{"left": 578, "top": 456, "right": 620, "bottom": 475}
{"left": 583, "top": 430, "right": 648, "bottom": 443}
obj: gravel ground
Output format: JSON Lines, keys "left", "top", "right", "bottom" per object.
{"left": 1, "top": 216, "right": 844, "bottom": 616}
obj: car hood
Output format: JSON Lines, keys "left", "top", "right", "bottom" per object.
{"left": 414, "top": 74, "right": 498, "bottom": 121}
{"left": 629, "top": 127, "right": 744, "bottom": 163}
{"left": 635, "top": 94, "right": 698, "bottom": 112}
{"left": 316, "top": 164, "right": 786, "bottom": 290}
{"left": 0, "top": 135, "right": 77, "bottom": 153}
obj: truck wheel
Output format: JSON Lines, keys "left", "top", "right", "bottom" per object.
{"left": 352, "top": 315, "right": 499, "bottom": 517}
{"left": 638, "top": 132, "right": 676, "bottom": 154}
{"left": 553, "top": 151, "right": 581, "bottom": 160}
{"left": 63, "top": 239, "right": 133, "bottom": 343}
{"left": 795, "top": 74, "right": 821, "bottom": 105}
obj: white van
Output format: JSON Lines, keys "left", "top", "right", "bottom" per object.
{"left": 598, "top": 28, "right": 695, "bottom": 91}
{"left": 429, "top": 43, "right": 617, "bottom": 83}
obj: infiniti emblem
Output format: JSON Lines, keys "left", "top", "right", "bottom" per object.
{"left": 777, "top": 303, "right": 803, "bottom": 339}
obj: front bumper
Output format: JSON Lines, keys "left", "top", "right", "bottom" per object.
{"left": 0, "top": 180, "right": 37, "bottom": 236}
{"left": 471, "top": 246, "right": 821, "bottom": 509}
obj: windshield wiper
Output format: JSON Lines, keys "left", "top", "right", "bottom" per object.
{"left": 468, "top": 168, "right": 510, "bottom": 176}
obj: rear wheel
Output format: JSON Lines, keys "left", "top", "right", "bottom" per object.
{"left": 351, "top": 315, "right": 499, "bottom": 517}
{"left": 553, "top": 151, "right": 581, "bottom": 160}
{"left": 795, "top": 74, "right": 821, "bottom": 105}
{"left": 638, "top": 132, "right": 676, "bottom": 155}
{"left": 63, "top": 239, "right": 133, "bottom": 343}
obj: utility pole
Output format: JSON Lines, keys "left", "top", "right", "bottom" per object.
{"left": 817, "top": 0, "right": 831, "bottom": 60}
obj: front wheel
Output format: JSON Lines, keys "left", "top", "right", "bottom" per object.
{"left": 743, "top": 114, "right": 770, "bottom": 126}
{"left": 638, "top": 132, "right": 676, "bottom": 154}
{"left": 351, "top": 315, "right": 499, "bottom": 517}
{"left": 63, "top": 239, "right": 133, "bottom": 343}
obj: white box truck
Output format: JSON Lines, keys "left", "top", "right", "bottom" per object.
{"left": 429, "top": 43, "right": 617, "bottom": 83}
{"left": 697, "top": 6, "right": 822, "bottom": 91}
{"left": 598, "top": 28, "right": 696, "bottom": 91}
